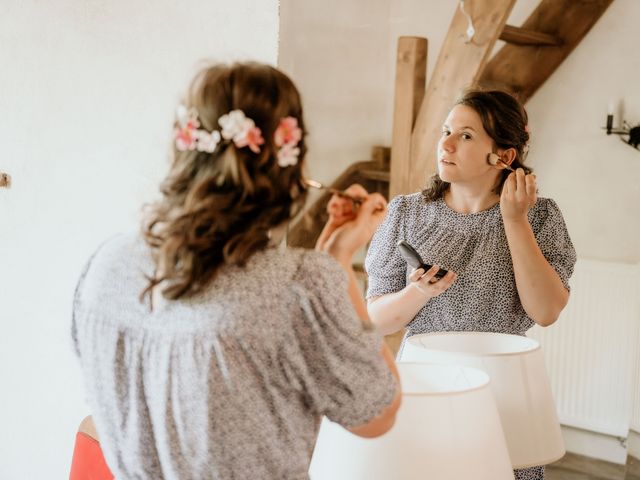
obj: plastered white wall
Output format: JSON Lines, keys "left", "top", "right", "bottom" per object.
{"left": 0, "top": 1, "right": 278, "bottom": 477}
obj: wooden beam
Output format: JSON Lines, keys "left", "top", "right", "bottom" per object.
{"left": 390, "top": 36, "right": 427, "bottom": 198}
{"left": 500, "top": 24, "right": 560, "bottom": 46}
{"left": 408, "top": 0, "right": 516, "bottom": 195}
{"left": 480, "top": 0, "right": 614, "bottom": 101}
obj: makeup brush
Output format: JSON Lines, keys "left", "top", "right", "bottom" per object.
{"left": 304, "top": 179, "right": 363, "bottom": 205}
{"left": 487, "top": 153, "right": 515, "bottom": 172}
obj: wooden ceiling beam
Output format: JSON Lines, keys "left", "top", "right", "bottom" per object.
{"left": 479, "top": 0, "right": 614, "bottom": 102}
{"left": 499, "top": 24, "right": 560, "bottom": 46}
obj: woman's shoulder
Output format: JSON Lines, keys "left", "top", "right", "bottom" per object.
{"left": 530, "top": 196, "right": 564, "bottom": 218}
{"left": 82, "top": 231, "right": 148, "bottom": 276}
{"left": 528, "top": 197, "right": 569, "bottom": 229}
{"left": 286, "top": 248, "right": 347, "bottom": 282}
{"left": 387, "top": 192, "right": 436, "bottom": 217}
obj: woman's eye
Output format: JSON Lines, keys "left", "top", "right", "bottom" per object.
{"left": 462, "top": 133, "right": 472, "bottom": 140}
{"left": 441, "top": 130, "right": 450, "bottom": 137}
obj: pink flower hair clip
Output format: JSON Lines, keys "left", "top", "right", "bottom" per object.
{"left": 274, "top": 117, "right": 302, "bottom": 167}
{"left": 174, "top": 106, "right": 302, "bottom": 167}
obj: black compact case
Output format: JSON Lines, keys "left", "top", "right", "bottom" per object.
{"left": 397, "top": 240, "right": 448, "bottom": 279}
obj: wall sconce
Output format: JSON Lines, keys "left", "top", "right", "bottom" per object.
{"left": 604, "top": 103, "right": 640, "bottom": 151}
{"left": 0, "top": 172, "right": 11, "bottom": 188}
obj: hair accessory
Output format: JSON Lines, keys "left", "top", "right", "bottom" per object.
{"left": 174, "top": 106, "right": 301, "bottom": 167}
{"left": 274, "top": 117, "right": 302, "bottom": 167}
{"left": 218, "top": 110, "right": 264, "bottom": 153}
{"left": 175, "top": 106, "right": 221, "bottom": 153}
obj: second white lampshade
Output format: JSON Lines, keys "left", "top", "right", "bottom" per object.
{"left": 400, "top": 332, "right": 565, "bottom": 469}
{"left": 309, "top": 363, "right": 514, "bottom": 480}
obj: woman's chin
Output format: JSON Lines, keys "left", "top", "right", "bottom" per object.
{"left": 438, "top": 170, "right": 455, "bottom": 183}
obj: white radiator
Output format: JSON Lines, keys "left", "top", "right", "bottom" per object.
{"left": 529, "top": 259, "right": 640, "bottom": 438}
{"left": 633, "top": 326, "right": 640, "bottom": 433}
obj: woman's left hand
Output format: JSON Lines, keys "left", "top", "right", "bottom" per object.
{"left": 500, "top": 168, "right": 537, "bottom": 222}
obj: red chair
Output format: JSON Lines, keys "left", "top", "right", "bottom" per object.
{"left": 69, "top": 416, "right": 114, "bottom": 480}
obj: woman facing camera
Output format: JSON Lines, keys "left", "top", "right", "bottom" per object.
{"left": 365, "top": 89, "right": 576, "bottom": 480}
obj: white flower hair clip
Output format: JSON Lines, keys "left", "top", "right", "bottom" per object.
{"left": 174, "top": 105, "right": 221, "bottom": 153}
{"left": 174, "top": 106, "right": 302, "bottom": 167}
{"left": 218, "top": 110, "right": 264, "bottom": 153}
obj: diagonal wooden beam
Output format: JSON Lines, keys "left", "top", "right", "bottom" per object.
{"left": 479, "top": 0, "right": 614, "bottom": 102}
{"left": 390, "top": 36, "right": 427, "bottom": 199}
{"left": 499, "top": 24, "right": 560, "bottom": 46}
{"left": 407, "top": 0, "right": 516, "bottom": 195}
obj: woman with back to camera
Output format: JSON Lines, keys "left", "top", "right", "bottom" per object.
{"left": 70, "top": 62, "right": 400, "bottom": 480}
{"left": 365, "top": 89, "right": 576, "bottom": 480}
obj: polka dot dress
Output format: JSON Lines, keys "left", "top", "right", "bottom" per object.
{"left": 365, "top": 193, "right": 577, "bottom": 479}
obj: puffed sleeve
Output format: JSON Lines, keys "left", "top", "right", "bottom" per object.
{"left": 531, "top": 198, "right": 577, "bottom": 291}
{"left": 281, "top": 251, "right": 398, "bottom": 429}
{"left": 71, "top": 251, "right": 99, "bottom": 359}
{"left": 70, "top": 236, "right": 120, "bottom": 359}
{"left": 364, "top": 195, "right": 409, "bottom": 299}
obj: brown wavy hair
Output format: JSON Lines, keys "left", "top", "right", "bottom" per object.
{"left": 141, "top": 63, "right": 308, "bottom": 305}
{"left": 422, "top": 89, "right": 532, "bottom": 202}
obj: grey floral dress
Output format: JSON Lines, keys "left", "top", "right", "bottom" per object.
{"left": 365, "top": 193, "right": 577, "bottom": 480}
{"left": 72, "top": 233, "right": 398, "bottom": 480}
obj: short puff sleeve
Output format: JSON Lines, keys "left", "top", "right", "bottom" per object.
{"left": 365, "top": 195, "right": 409, "bottom": 299}
{"left": 281, "top": 251, "right": 398, "bottom": 429}
{"left": 532, "top": 198, "right": 577, "bottom": 291}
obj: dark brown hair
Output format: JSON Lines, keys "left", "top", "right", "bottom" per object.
{"left": 141, "top": 62, "right": 308, "bottom": 304}
{"left": 422, "top": 89, "right": 532, "bottom": 202}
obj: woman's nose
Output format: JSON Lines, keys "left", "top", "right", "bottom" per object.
{"left": 440, "top": 134, "right": 455, "bottom": 152}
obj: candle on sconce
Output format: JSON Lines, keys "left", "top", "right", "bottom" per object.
{"left": 606, "top": 99, "right": 615, "bottom": 134}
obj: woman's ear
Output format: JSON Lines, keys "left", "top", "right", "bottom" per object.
{"left": 498, "top": 147, "right": 517, "bottom": 167}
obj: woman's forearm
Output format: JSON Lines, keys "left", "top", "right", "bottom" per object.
{"left": 504, "top": 218, "right": 569, "bottom": 326}
{"left": 367, "top": 284, "right": 429, "bottom": 335}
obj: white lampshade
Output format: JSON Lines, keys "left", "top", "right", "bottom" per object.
{"left": 400, "top": 332, "right": 565, "bottom": 469}
{"left": 309, "top": 363, "right": 514, "bottom": 480}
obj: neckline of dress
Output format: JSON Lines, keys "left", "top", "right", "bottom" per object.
{"left": 437, "top": 197, "right": 500, "bottom": 217}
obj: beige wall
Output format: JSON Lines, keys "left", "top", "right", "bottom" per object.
{"left": 279, "top": 0, "right": 392, "bottom": 185}
{"left": 525, "top": 0, "right": 640, "bottom": 262}
{"left": 279, "top": 0, "right": 640, "bottom": 263}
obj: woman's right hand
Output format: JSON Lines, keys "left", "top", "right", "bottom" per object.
{"left": 316, "top": 184, "right": 387, "bottom": 265}
{"left": 407, "top": 265, "right": 457, "bottom": 300}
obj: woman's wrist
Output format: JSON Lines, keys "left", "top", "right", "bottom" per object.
{"left": 502, "top": 215, "right": 530, "bottom": 229}
{"left": 406, "top": 281, "right": 433, "bottom": 303}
